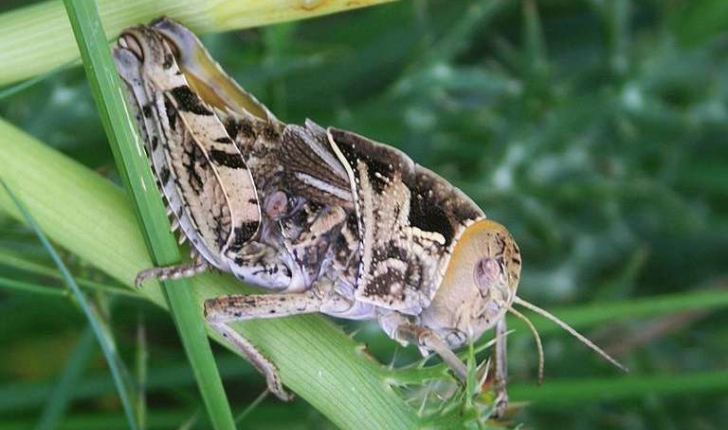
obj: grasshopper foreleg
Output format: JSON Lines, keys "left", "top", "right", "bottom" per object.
{"left": 135, "top": 259, "right": 209, "bottom": 287}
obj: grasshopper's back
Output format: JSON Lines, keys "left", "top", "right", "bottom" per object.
{"left": 116, "top": 18, "right": 484, "bottom": 310}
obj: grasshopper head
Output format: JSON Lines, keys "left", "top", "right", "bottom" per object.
{"left": 420, "top": 219, "right": 522, "bottom": 349}
{"left": 420, "top": 219, "right": 628, "bottom": 380}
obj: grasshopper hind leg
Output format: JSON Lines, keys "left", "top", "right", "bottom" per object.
{"left": 208, "top": 322, "right": 293, "bottom": 401}
{"left": 204, "top": 291, "right": 324, "bottom": 401}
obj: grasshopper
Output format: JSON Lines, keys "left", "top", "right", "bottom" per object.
{"left": 113, "top": 18, "right": 626, "bottom": 416}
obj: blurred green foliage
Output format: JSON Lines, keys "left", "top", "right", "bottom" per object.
{"left": 1, "top": 0, "right": 727, "bottom": 429}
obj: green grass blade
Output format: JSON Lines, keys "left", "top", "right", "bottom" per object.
{"left": 0, "top": 181, "right": 139, "bottom": 430}
{"left": 0, "top": 275, "right": 67, "bottom": 297}
{"left": 177, "top": 411, "right": 201, "bottom": 430}
{"left": 413, "top": 0, "right": 507, "bottom": 69}
{"left": 233, "top": 390, "right": 268, "bottom": 424}
{"left": 0, "top": 72, "right": 56, "bottom": 100}
{"left": 135, "top": 315, "right": 148, "bottom": 430}
{"left": 510, "top": 370, "right": 728, "bottom": 407}
{"left": 35, "top": 327, "right": 96, "bottom": 430}
{"left": 61, "top": 1, "right": 237, "bottom": 429}
{"left": 0, "top": 58, "right": 78, "bottom": 99}
{"left": 0, "top": 248, "right": 140, "bottom": 298}
{"left": 522, "top": 0, "right": 548, "bottom": 81}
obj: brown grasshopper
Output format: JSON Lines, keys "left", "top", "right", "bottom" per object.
{"left": 113, "top": 18, "right": 626, "bottom": 416}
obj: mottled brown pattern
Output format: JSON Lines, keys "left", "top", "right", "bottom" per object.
{"left": 328, "top": 128, "right": 483, "bottom": 314}
{"left": 116, "top": 25, "right": 262, "bottom": 264}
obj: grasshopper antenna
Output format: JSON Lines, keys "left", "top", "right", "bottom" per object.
{"left": 507, "top": 305, "right": 544, "bottom": 384}
{"left": 513, "top": 296, "right": 629, "bottom": 373}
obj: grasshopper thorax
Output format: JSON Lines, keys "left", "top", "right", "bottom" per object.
{"left": 419, "top": 219, "right": 522, "bottom": 349}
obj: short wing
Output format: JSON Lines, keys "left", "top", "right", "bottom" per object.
{"left": 328, "top": 128, "right": 483, "bottom": 314}
{"left": 114, "top": 27, "right": 260, "bottom": 269}
{"left": 279, "top": 120, "right": 354, "bottom": 208}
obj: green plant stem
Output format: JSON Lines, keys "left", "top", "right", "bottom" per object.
{"left": 234, "top": 390, "right": 269, "bottom": 424}
{"left": 35, "top": 327, "right": 96, "bottom": 430}
{"left": 0, "top": 249, "right": 139, "bottom": 298}
{"left": 509, "top": 369, "right": 728, "bottom": 407}
{"left": 0, "top": 275, "right": 67, "bottom": 297}
{"left": 0, "top": 0, "right": 403, "bottom": 86}
{"left": 0, "top": 182, "right": 140, "bottom": 430}
{"left": 135, "top": 316, "right": 148, "bottom": 430}
{"left": 0, "top": 118, "right": 418, "bottom": 429}
{"left": 61, "top": 1, "right": 235, "bottom": 429}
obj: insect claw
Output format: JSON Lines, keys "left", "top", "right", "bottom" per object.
{"left": 134, "top": 269, "right": 156, "bottom": 288}
{"left": 170, "top": 218, "right": 180, "bottom": 232}
{"left": 178, "top": 234, "right": 187, "bottom": 245}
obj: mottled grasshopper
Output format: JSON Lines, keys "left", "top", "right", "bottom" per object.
{"left": 113, "top": 18, "right": 626, "bottom": 416}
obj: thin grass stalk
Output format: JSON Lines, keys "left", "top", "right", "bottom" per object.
{"left": 61, "top": 0, "right": 237, "bottom": 428}
{"left": 509, "top": 369, "right": 728, "bottom": 406}
{"left": 35, "top": 327, "right": 96, "bottom": 430}
{"left": 0, "top": 276, "right": 68, "bottom": 297}
{"left": 0, "top": 181, "right": 140, "bottom": 430}
{"left": 135, "top": 315, "right": 148, "bottom": 430}
{"left": 0, "top": 249, "right": 140, "bottom": 298}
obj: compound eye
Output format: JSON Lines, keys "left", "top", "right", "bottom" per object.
{"left": 474, "top": 258, "right": 502, "bottom": 291}
{"left": 473, "top": 257, "right": 511, "bottom": 323}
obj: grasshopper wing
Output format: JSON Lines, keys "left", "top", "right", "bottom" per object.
{"left": 327, "top": 128, "right": 483, "bottom": 315}
{"left": 279, "top": 120, "right": 354, "bottom": 208}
